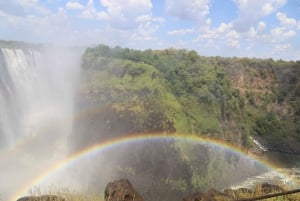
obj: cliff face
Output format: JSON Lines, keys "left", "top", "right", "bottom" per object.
{"left": 68, "top": 45, "right": 300, "bottom": 200}
{"left": 218, "top": 58, "right": 300, "bottom": 154}
{"left": 71, "top": 45, "right": 300, "bottom": 154}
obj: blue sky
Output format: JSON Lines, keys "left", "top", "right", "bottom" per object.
{"left": 0, "top": 0, "right": 299, "bottom": 60}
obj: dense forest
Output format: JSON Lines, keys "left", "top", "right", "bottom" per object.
{"left": 73, "top": 44, "right": 300, "bottom": 153}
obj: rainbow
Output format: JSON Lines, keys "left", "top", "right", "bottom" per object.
{"left": 9, "top": 133, "right": 293, "bottom": 201}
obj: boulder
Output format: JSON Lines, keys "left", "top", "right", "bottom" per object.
{"left": 104, "top": 179, "right": 144, "bottom": 201}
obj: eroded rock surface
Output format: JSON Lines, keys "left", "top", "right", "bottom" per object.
{"left": 183, "top": 188, "right": 232, "bottom": 201}
{"left": 104, "top": 178, "right": 144, "bottom": 201}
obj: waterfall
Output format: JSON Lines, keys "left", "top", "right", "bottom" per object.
{"left": 249, "top": 136, "right": 268, "bottom": 152}
{"left": 0, "top": 46, "right": 81, "bottom": 200}
{"left": 0, "top": 47, "right": 80, "bottom": 149}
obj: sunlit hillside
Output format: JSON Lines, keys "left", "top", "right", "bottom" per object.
{"left": 73, "top": 45, "right": 300, "bottom": 153}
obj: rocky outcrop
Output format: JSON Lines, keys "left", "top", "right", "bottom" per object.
{"left": 183, "top": 183, "right": 288, "bottom": 201}
{"left": 265, "top": 139, "right": 300, "bottom": 155}
{"left": 183, "top": 188, "right": 232, "bottom": 201}
{"left": 16, "top": 195, "right": 65, "bottom": 201}
{"left": 223, "top": 188, "right": 252, "bottom": 199}
{"left": 254, "top": 183, "right": 284, "bottom": 194}
{"left": 16, "top": 180, "right": 295, "bottom": 201}
{"left": 104, "top": 179, "right": 144, "bottom": 201}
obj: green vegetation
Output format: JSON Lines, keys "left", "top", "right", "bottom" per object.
{"left": 79, "top": 44, "right": 300, "bottom": 147}
{"left": 72, "top": 45, "right": 300, "bottom": 200}
{"left": 22, "top": 183, "right": 300, "bottom": 201}
{"left": 28, "top": 186, "right": 103, "bottom": 201}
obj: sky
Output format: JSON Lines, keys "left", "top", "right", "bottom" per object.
{"left": 0, "top": 0, "right": 300, "bottom": 60}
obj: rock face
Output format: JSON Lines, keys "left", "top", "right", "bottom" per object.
{"left": 183, "top": 188, "right": 232, "bottom": 201}
{"left": 183, "top": 183, "right": 288, "bottom": 201}
{"left": 254, "top": 183, "right": 284, "bottom": 194}
{"left": 104, "top": 179, "right": 144, "bottom": 201}
{"left": 16, "top": 195, "right": 65, "bottom": 201}
{"left": 15, "top": 181, "right": 292, "bottom": 201}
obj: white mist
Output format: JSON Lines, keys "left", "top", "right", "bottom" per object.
{"left": 0, "top": 46, "right": 81, "bottom": 200}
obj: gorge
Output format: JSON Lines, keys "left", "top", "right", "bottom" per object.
{"left": 0, "top": 41, "right": 299, "bottom": 201}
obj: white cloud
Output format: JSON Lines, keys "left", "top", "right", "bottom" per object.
{"left": 276, "top": 12, "right": 297, "bottom": 28}
{"left": 195, "top": 22, "right": 242, "bottom": 49}
{"left": 80, "top": 0, "right": 96, "bottom": 19}
{"left": 244, "top": 21, "right": 267, "bottom": 39}
{"left": 274, "top": 43, "right": 291, "bottom": 52}
{"left": 136, "top": 14, "right": 164, "bottom": 23}
{"left": 0, "top": 0, "right": 51, "bottom": 16}
{"left": 0, "top": 10, "right": 6, "bottom": 17}
{"left": 96, "top": 11, "right": 109, "bottom": 20}
{"left": 235, "top": 0, "right": 286, "bottom": 14}
{"left": 225, "top": 30, "right": 240, "bottom": 48}
{"left": 133, "top": 21, "right": 160, "bottom": 41}
{"left": 216, "top": 22, "right": 232, "bottom": 33}
{"left": 70, "top": 0, "right": 162, "bottom": 45}
{"left": 0, "top": 6, "right": 71, "bottom": 43}
{"left": 248, "top": 27, "right": 257, "bottom": 37}
{"left": 225, "top": 30, "right": 240, "bottom": 39}
{"left": 226, "top": 39, "right": 240, "bottom": 48}
{"left": 1, "top": 0, "right": 298, "bottom": 61}
{"left": 193, "top": 1, "right": 292, "bottom": 57}
{"left": 271, "top": 27, "right": 296, "bottom": 40}
{"left": 283, "top": 30, "right": 296, "bottom": 37}
{"left": 262, "top": 3, "right": 274, "bottom": 15}
{"left": 66, "top": 1, "right": 84, "bottom": 10}
{"left": 136, "top": 14, "right": 152, "bottom": 23}
{"left": 233, "top": 0, "right": 287, "bottom": 32}
{"left": 131, "top": 13, "right": 164, "bottom": 42}
{"left": 101, "top": 0, "right": 152, "bottom": 12}
{"left": 99, "top": 0, "right": 152, "bottom": 29}
{"left": 20, "top": 0, "right": 52, "bottom": 15}
{"left": 165, "top": 0, "right": 210, "bottom": 21}
{"left": 263, "top": 12, "right": 299, "bottom": 44}
{"left": 167, "top": 28, "right": 195, "bottom": 35}
{"left": 257, "top": 21, "right": 266, "bottom": 32}
{"left": 278, "top": 44, "right": 291, "bottom": 49}
{"left": 196, "top": 22, "right": 229, "bottom": 41}
{"left": 270, "top": 27, "right": 282, "bottom": 36}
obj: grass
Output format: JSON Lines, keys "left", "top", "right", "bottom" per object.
{"left": 228, "top": 184, "right": 300, "bottom": 201}
{"left": 17, "top": 183, "right": 300, "bottom": 201}
{"left": 26, "top": 186, "right": 104, "bottom": 201}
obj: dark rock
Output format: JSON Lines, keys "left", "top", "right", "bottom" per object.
{"left": 16, "top": 195, "right": 65, "bottom": 201}
{"left": 223, "top": 188, "right": 253, "bottom": 199}
{"left": 204, "top": 188, "right": 224, "bottom": 197}
{"left": 104, "top": 178, "right": 144, "bottom": 201}
{"left": 238, "top": 188, "right": 253, "bottom": 194}
{"left": 254, "top": 183, "right": 284, "bottom": 194}
{"left": 183, "top": 188, "right": 231, "bottom": 201}
{"left": 182, "top": 192, "right": 204, "bottom": 201}
{"left": 263, "top": 138, "right": 300, "bottom": 155}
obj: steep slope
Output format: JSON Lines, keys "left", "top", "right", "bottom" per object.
{"left": 70, "top": 46, "right": 260, "bottom": 200}
{"left": 73, "top": 45, "right": 300, "bottom": 153}
{"left": 69, "top": 45, "right": 300, "bottom": 201}
{"left": 217, "top": 57, "right": 300, "bottom": 154}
